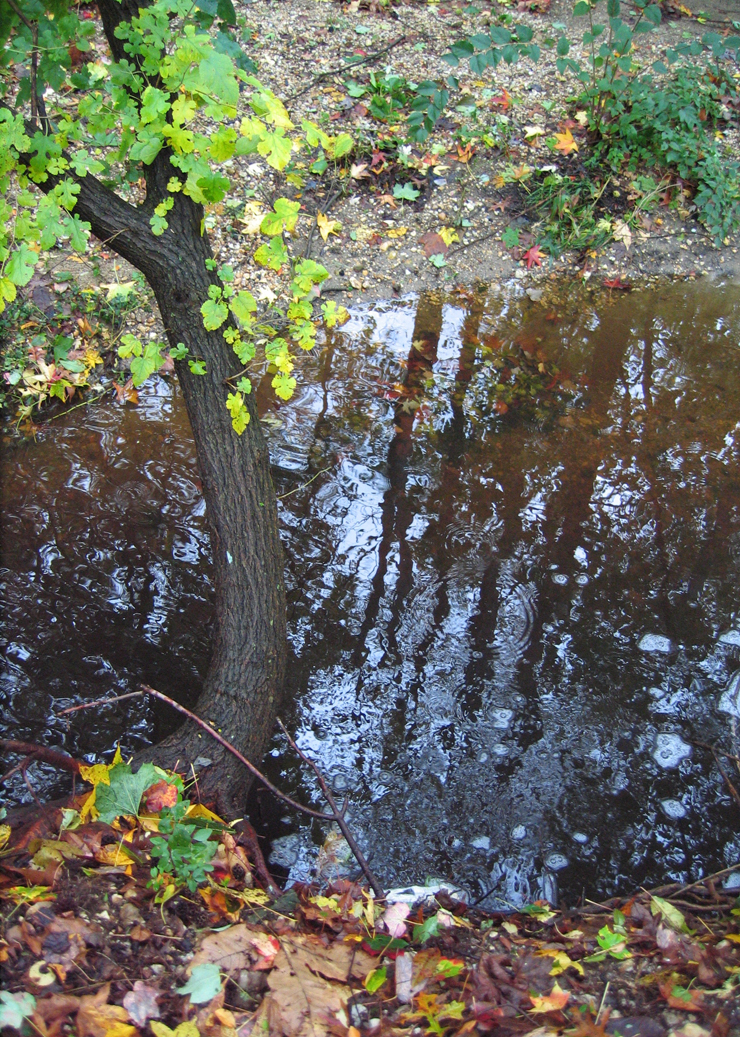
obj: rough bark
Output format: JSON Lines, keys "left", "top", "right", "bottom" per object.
{"left": 22, "top": 129, "right": 287, "bottom": 820}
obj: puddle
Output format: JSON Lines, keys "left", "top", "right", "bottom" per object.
{"left": 2, "top": 279, "right": 740, "bottom": 906}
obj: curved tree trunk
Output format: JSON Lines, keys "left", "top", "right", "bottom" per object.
{"left": 139, "top": 197, "right": 287, "bottom": 818}
{"left": 25, "top": 146, "right": 287, "bottom": 821}
{"left": 13, "top": 0, "right": 290, "bottom": 819}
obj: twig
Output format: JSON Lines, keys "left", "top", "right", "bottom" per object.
{"left": 277, "top": 465, "right": 333, "bottom": 500}
{"left": 595, "top": 981, "right": 610, "bottom": 1026}
{"left": 0, "top": 753, "right": 39, "bottom": 786}
{"left": 58, "top": 688, "right": 336, "bottom": 822}
{"left": 304, "top": 187, "right": 342, "bottom": 260}
{"left": 288, "top": 35, "right": 407, "bottom": 101}
{"left": 58, "top": 690, "right": 385, "bottom": 895}
{"left": 21, "top": 760, "right": 43, "bottom": 808}
{"left": 0, "top": 739, "right": 82, "bottom": 776}
{"left": 277, "top": 718, "right": 384, "bottom": 898}
{"left": 693, "top": 739, "right": 740, "bottom": 811}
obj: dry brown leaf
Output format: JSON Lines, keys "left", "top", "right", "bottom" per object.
{"left": 76, "top": 983, "right": 137, "bottom": 1037}
{"left": 251, "top": 931, "right": 375, "bottom": 1036}
{"left": 190, "top": 923, "right": 280, "bottom": 973}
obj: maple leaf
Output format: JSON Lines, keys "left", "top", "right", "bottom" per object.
{"left": 492, "top": 89, "right": 512, "bottom": 110}
{"left": 554, "top": 128, "right": 578, "bottom": 154}
{"left": 317, "top": 212, "right": 341, "bottom": 242}
{"left": 523, "top": 245, "right": 545, "bottom": 269}
{"left": 350, "top": 163, "right": 370, "bottom": 179}
{"left": 529, "top": 982, "right": 570, "bottom": 1014}
{"left": 603, "top": 277, "right": 631, "bottom": 291}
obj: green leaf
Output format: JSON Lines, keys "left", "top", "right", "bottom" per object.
{"left": 393, "top": 182, "right": 420, "bottom": 201}
{"left": 230, "top": 291, "right": 257, "bottom": 324}
{"left": 216, "top": 0, "right": 237, "bottom": 24}
{"left": 501, "top": 225, "right": 520, "bottom": 248}
{"left": 177, "top": 963, "right": 223, "bottom": 1004}
{"left": 226, "top": 391, "right": 250, "bottom": 434}
{"left": 201, "top": 298, "right": 229, "bottom": 330}
{"left": 415, "top": 912, "right": 441, "bottom": 943}
{"left": 257, "top": 130, "right": 293, "bottom": 170}
{"left": 197, "top": 172, "right": 231, "bottom": 203}
{"left": 650, "top": 896, "right": 688, "bottom": 933}
{"left": 260, "top": 198, "right": 301, "bottom": 235}
{"left": 272, "top": 371, "right": 297, "bottom": 401}
{"left": 331, "top": 133, "right": 353, "bottom": 159}
{"left": 95, "top": 763, "right": 161, "bottom": 823}
{"left": 0, "top": 991, "right": 36, "bottom": 1030}
{"left": 364, "top": 965, "right": 387, "bottom": 993}
{"left": 129, "top": 342, "right": 167, "bottom": 386}
{"left": 6, "top": 242, "right": 39, "bottom": 287}
{"left": 254, "top": 235, "right": 288, "bottom": 271}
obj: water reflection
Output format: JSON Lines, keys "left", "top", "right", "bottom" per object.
{"left": 2, "top": 280, "right": 740, "bottom": 905}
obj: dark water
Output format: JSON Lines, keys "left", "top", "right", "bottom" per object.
{"left": 2, "top": 280, "right": 740, "bottom": 906}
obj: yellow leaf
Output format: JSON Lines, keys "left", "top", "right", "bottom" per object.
{"left": 725, "top": 934, "right": 740, "bottom": 943}
{"left": 79, "top": 788, "right": 99, "bottom": 822}
{"left": 554, "top": 129, "right": 578, "bottom": 154}
{"left": 0, "top": 825, "right": 10, "bottom": 851}
{"left": 536, "top": 949, "right": 585, "bottom": 976}
{"left": 575, "top": 110, "right": 589, "bottom": 126}
{"left": 150, "top": 1022, "right": 200, "bottom": 1037}
{"left": 524, "top": 125, "right": 545, "bottom": 139}
{"left": 317, "top": 212, "right": 341, "bottom": 242}
{"left": 96, "top": 843, "right": 135, "bottom": 868}
{"left": 529, "top": 982, "right": 570, "bottom": 1014}
{"left": 438, "top": 226, "right": 459, "bottom": 246}
{"left": 185, "top": 803, "right": 225, "bottom": 824}
{"left": 385, "top": 227, "right": 408, "bottom": 239}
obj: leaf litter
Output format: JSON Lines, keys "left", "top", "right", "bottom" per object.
{"left": 2, "top": 749, "right": 740, "bottom": 1037}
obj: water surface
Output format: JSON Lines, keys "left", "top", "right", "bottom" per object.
{"left": 2, "top": 279, "right": 740, "bottom": 905}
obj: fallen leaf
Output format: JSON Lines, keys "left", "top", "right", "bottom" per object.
{"left": 385, "top": 226, "right": 408, "bottom": 238}
{"left": 350, "top": 163, "right": 370, "bottom": 179}
{"left": 317, "top": 212, "right": 341, "bottom": 242}
{"left": 142, "top": 780, "right": 178, "bottom": 812}
{"left": 524, "top": 245, "right": 545, "bottom": 269}
{"left": 658, "top": 981, "right": 704, "bottom": 1012}
{"left": 419, "top": 232, "right": 448, "bottom": 258}
{"left": 529, "top": 982, "right": 570, "bottom": 1014}
{"left": 438, "top": 226, "right": 459, "bottom": 247}
{"left": 603, "top": 277, "right": 631, "bottom": 290}
{"left": 382, "top": 901, "right": 411, "bottom": 938}
{"left": 613, "top": 220, "right": 632, "bottom": 250}
{"left": 76, "top": 984, "right": 136, "bottom": 1037}
{"left": 253, "top": 933, "right": 375, "bottom": 1037}
{"left": 189, "top": 922, "right": 280, "bottom": 973}
{"left": 122, "top": 982, "right": 160, "bottom": 1027}
{"left": 524, "top": 125, "right": 545, "bottom": 139}
{"left": 554, "top": 128, "right": 578, "bottom": 154}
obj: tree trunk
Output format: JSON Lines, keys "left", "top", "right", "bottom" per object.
{"left": 28, "top": 150, "right": 287, "bottom": 818}
{"left": 138, "top": 196, "right": 288, "bottom": 818}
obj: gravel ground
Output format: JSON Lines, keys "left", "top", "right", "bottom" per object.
{"left": 190, "top": 0, "right": 740, "bottom": 307}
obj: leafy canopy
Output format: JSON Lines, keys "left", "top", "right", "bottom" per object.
{"left": 0, "top": 0, "right": 348, "bottom": 431}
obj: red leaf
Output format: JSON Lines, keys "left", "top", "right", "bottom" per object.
{"left": 143, "top": 780, "right": 179, "bottom": 812}
{"left": 603, "top": 277, "right": 631, "bottom": 290}
{"left": 523, "top": 245, "right": 544, "bottom": 269}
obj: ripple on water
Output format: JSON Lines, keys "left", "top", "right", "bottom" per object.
{"left": 718, "top": 671, "right": 740, "bottom": 718}
{"left": 639, "top": 634, "right": 674, "bottom": 653}
{"left": 652, "top": 733, "right": 692, "bottom": 769}
{"left": 660, "top": 799, "right": 687, "bottom": 820}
